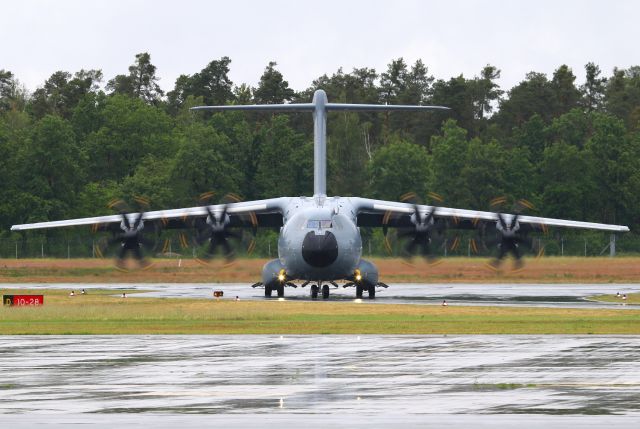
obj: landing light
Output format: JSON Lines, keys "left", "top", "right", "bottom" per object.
{"left": 355, "top": 274, "right": 362, "bottom": 281}
{"left": 278, "top": 273, "right": 286, "bottom": 282}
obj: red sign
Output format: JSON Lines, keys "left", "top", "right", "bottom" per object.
{"left": 3, "top": 295, "right": 44, "bottom": 306}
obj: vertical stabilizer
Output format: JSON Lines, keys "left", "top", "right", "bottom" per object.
{"left": 312, "top": 90, "right": 328, "bottom": 197}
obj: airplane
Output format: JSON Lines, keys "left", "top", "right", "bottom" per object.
{"left": 10, "top": 90, "right": 630, "bottom": 300}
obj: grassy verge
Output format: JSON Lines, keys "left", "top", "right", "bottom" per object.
{"left": 589, "top": 293, "right": 640, "bottom": 304}
{"left": 2, "top": 289, "right": 640, "bottom": 335}
{"left": 3, "top": 257, "right": 640, "bottom": 283}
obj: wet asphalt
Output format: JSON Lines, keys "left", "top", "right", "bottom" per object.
{"left": 0, "top": 335, "right": 639, "bottom": 427}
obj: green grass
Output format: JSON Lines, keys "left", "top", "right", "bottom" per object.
{"left": 2, "top": 289, "right": 640, "bottom": 335}
{"left": 589, "top": 293, "right": 640, "bottom": 304}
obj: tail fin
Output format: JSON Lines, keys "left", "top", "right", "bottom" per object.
{"left": 192, "top": 90, "right": 449, "bottom": 197}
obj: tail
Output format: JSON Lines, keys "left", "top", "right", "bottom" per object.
{"left": 192, "top": 90, "right": 450, "bottom": 197}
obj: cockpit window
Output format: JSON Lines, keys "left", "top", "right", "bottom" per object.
{"left": 307, "top": 220, "right": 332, "bottom": 229}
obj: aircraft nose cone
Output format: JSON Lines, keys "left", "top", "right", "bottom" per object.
{"left": 302, "top": 231, "right": 338, "bottom": 268}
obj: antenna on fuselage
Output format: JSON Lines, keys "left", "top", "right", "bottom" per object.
{"left": 191, "top": 90, "right": 450, "bottom": 198}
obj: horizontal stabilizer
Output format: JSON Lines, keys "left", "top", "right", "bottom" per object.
{"left": 191, "top": 103, "right": 449, "bottom": 113}
{"left": 191, "top": 103, "right": 315, "bottom": 112}
{"left": 326, "top": 103, "right": 450, "bottom": 112}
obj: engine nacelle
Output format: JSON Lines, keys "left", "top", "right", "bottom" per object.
{"left": 262, "top": 258, "right": 287, "bottom": 287}
{"left": 355, "top": 258, "right": 378, "bottom": 286}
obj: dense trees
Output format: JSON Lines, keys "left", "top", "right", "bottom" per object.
{"left": 253, "top": 61, "right": 295, "bottom": 104}
{"left": 2, "top": 53, "right": 640, "bottom": 254}
{"left": 167, "top": 57, "right": 234, "bottom": 113}
{"left": 106, "top": 53, "right": 163, "bottom": 104}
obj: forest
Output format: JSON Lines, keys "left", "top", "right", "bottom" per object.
{"left": 1, "top": 53, "right": 640, "bottom": 257}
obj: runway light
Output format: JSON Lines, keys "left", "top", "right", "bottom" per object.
{"left": 277, "top": 297, "right": 285, "bottom": 302}
{"left": 354, "top": 299, "right": 362, "bottom": 303}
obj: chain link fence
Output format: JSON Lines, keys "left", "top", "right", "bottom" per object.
{"left": 2, "top": 230, "right": 640, "bottom": 259}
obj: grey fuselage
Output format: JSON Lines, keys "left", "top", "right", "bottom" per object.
{"left": 276, "top": 196, "right": 362, "bottom": 281}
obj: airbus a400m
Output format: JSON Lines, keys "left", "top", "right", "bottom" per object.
{"left": 11, "top": 90, "right": 629, "bottom": 299}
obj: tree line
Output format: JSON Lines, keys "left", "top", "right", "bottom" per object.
{"left": 1, "top": 53, "right": 640, "bottom": 254}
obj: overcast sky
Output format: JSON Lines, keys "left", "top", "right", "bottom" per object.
{"left": 2, "top": 0, "right": 639, "bottom": 96}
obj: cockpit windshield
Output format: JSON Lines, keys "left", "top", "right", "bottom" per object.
{"left": 307, "top": 220, "right": 332, "bottom": 229}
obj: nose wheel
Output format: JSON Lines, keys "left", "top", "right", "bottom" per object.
{"left": 310, "top": 283, "right": 331, "bottom": 299}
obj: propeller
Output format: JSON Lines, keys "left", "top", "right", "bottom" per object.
{"left": 192, "top": 192, "right": 257, "bottom": 265}
{"left": 473, "top": 197, "right": 546, "bottom": 270}
{"left": 93, "top": 197, "right": 161, "bottom": 270}
{"left": 383, "top": 192, "right": 446, "bottom": 262}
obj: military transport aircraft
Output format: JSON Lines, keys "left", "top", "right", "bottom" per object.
{"left": 11, "top": 90, "right": 630, "bottom": 299}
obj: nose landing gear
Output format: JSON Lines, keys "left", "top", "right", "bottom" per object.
{"left": 309, "top": 283, "right": 331, "bottom": 299}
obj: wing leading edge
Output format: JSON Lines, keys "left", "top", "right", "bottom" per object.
{"left": 352, "top": 197, "right": 629, "bottom": 233}
{"left": 10, "top": 198, "right": 289, "bottom": 232}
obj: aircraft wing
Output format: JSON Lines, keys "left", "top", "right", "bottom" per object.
{"left": 10, "top": 197, "right": 289, "bottom": 232}
{"left": 352, "top": 197, "right": 630, "bottom": 233}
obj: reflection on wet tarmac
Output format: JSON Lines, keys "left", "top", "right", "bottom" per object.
{"left": 1, "top": 335, "right": 640, "bottom": 418}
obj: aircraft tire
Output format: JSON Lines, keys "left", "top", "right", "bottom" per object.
{"left": 321, "top": 284, "right": 330, "bottom": 299}
{"left": 310, "top": 284, "right": 319, "bottom": 299}
{"left": 355, "top": 284, "right": 363, "bottom": 298}
{"left": 368, "top": 284, "right": 376, "bottom": 299}
{"left": 277, "top": 283, "right": 285, "bottom": 298}
{"left": 265, "top": 284, "right": 273, "bottom": 298}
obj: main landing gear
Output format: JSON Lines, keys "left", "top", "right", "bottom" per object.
{"left": 346, "top": 281, "right": 389, "bottom": 299}
{"left": 252, "top": 280, "right": 388, "bottom": 300}
{"left": 252, "top": 281, "right": 297, "bottom": 298}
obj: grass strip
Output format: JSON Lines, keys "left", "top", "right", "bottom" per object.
{"left": 2, "top": 257, "right": 640, "bottom": 284}
{"left": 1, "top": 289, "right": 640, "bottom": 335}
{"left": 589, "top": 293, "right": 640, "bottom": 304}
